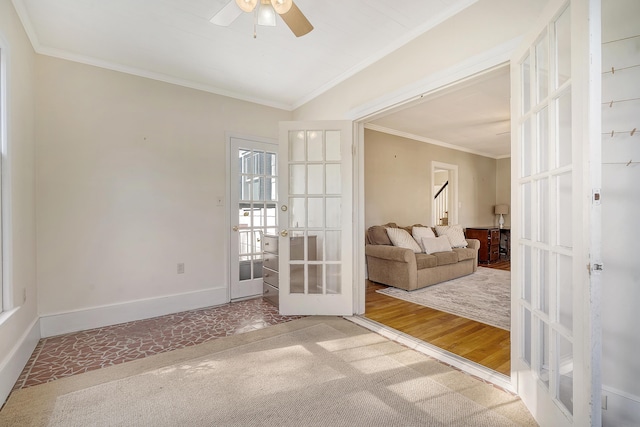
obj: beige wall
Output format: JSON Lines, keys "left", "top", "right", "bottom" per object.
{"left": 365, "top": 129, "right": 497, "bottom": 228}
{"left": 35, "top": 56, "right": 292, "bottom": 315}
{"left": 0, "top": 0, "right": 38, "bottom": 403}
{"left": 294, "top": 0, "right": 547, "bottom": 120}
{"left": 495, "top": 157, "right": 511, "bottom": 227}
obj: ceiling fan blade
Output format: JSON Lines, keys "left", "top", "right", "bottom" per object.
{"left": 279, "top": 2, "right": 313, "bottom": 37}
{"left": 210, "top": 1, "right": 243, "bottom": 26}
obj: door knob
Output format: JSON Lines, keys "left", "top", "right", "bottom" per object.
{"left": 280, "top": 230, "right": 288, "bottom": 237}
{"left": 232, "top": 226, "right": 239, "bottom": 232}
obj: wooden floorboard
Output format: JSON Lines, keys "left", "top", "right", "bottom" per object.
{"left": 364, "top": 261, "right": 511, "bottom": 376}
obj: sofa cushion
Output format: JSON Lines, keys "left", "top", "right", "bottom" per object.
{"left": 453, "top": 247, "right": 476, "bottom": 262}
{"left": 385, "top": 227, "right": 422, "bottom": 253}
{"left": 412, "top": 227, "right": 436, "bottom": 251}
{"left": 415, "top": 253, "right": 437, "bottom": 269}
{"left": 435, "top": 224, "right": 469, "bottom": 248}
{"left": 421, "top": 236, "right": 452, "bottom": 254}
{"left": 433, "top": 251, "right": 459, "bottom": 266}
{"left": 367, "top": 226, "right": 392, "bottom": 245}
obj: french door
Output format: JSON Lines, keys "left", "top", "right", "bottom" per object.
{"left": 277, "top": 121, "right": 353, "bottom": 315}
{"left": 510, "top": 0, "right": 602, "bottom": 425}
{"left": 229, "top": 136, "right": 278, "bottom": 300}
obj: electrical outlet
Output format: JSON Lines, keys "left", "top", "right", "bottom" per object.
{"left": 177, "top": 263, "right": 185, "bottom": 274}
{"left": 216, "top": 196, "right": 224, "bottom": 207}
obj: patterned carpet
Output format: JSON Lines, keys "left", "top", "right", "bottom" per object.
{"left": 376, "top": 267, "right": 511, "bottom": 330}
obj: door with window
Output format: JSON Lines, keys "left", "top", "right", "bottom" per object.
{"left": 510, "top": 0, "right": 601, "bottom": 425}
{"left": 229, "top": 136, "right": 278, "bottom": 300}
{"left": 277, "top": 121, "right": 353, "bottom": 315}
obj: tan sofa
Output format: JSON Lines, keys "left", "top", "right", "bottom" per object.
{"left": 365, "top": 224, "right": 480, "bottom": 291}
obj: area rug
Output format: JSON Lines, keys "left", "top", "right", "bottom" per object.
{"left": 0, "top": 317, "right": 534, "bottom": 426}
{"left": 377, "top": 267, "right": 511, "bottom": 330}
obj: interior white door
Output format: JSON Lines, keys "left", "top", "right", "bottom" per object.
{"left": 229, "top": 136, "right": 278, "bottom": 300}
{"left": 278, "top": 121, "right": 353, "bottom": 315}
{"left": 510, "top": 0, "right": 602, "bottom": 425}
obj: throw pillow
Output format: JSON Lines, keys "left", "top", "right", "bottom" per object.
{"left": 412, "top": 226, "right": 436, "bottom": 252}
{"left": 421, "top": 236, "right": 453, "bottom": 254}
{"left": 435, "top": 224, "right": 468, "bottom": 248}
{"left": 367, "top": 226, "right": 392, "bottom": 245}
{"left": 385, "top": 227, "right": 422, "bottom": 253}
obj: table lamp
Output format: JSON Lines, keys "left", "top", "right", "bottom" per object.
{"left": 494, "top": 204, "right": 509, "bottom": 229}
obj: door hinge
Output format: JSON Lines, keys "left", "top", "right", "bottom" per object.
{"left": 593, "top": 189, "right": 601, "bottom": 205}
{"left": 592, "top": 263, "right": 604, "bottom": 272}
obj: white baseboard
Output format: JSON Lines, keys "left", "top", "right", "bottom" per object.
{"left": 0, "top": 313, "right": 40, "bottom": 406}
{"left": 603, "top": 385, "right": 640, "bottom": 427}
{"left": 39, "top": 287, "right": 229, "bottom": 338}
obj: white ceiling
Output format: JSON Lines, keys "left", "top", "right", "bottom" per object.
{"left": 14, "top": 0, "right": 478, "bottom": 110}
{"left": 368, "top": 66, "right": 511, "bottom": 158}
{"left": 13, "top": 0, "right": 512, "bottom": 158}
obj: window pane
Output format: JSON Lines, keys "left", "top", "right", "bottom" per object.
{"left": 522, "top": 182, "right": 532, "bottom": 239}
{"left": 307, "top": 164, "right": 324, "bottom": 194}
{"left": 289, "top": 197, "right": 306, "bottom": 228}
{"left": 307, "top": 131, "right": 322, "bottom": 161}
{"left": 308, "top": 198, "right": 323, "bottom": 228}
{"left": 558, "top": 254, "right": 573, "bottom": 331}
{"left": 537, "top": 107, "right": 549, "bottom": 173}
{"left": 325, "top": 164, "right": 341, "bottom": 194}
{"left": 522, "top": 118, "right": 532, "bottom": 177}
{"left": 522, "top": 54, "right": 531, "bottom": 113}
{"left": 326, "top": 231, "right": 341, "bottom": 261}
{"left": 523, "top": 307, "right": 532, "bottom": 367}
{"left": 557, "top": 333, "right": 574, "bottom": 415}
{"left": 265, "top": 151, "right": 277, "bottom": 176}
{"left": 556, "top": 173, "right": 572, "bottom": 248}
{"left": 289, "top": 131, "right": 305, "bottom": 161}
{"left": 326, "top": 197, "right": 341, "bottom": 228}
{"left": 555, "top": 6, "right": 571, "bottom": 88}
{"left": 557, "top": 90, "right": 572, "bottom": 167}
{"left": 308, "top": 264, "right": 322, "bottom": 294}
{"left": 539, "top": 250, "right": 550, "bottom": 315}
{"left": 538, "top": 178, "right": 549, "bottom": 243}
{"left": 538, "top": 319, "right": 550, "bottom": 389}
{"left": 326, "top": 131, "right": 341, "bottom": 161}
{"left": 290, "top": 232, "right": 305, "bottom": 261}
{"left": 536, "top": 34, "right": 549, "bottom": 103}
{"left": 523, "top": 245, "right": 532, "bottom": 303}
{"left": 327, "top": 264, "right": 341, "bottom": 294}
{"left": 290, "top": 165, "right": 306, "bottom": 195}
{"left": 290, "top": 264, "right": 304, "bottom": 293}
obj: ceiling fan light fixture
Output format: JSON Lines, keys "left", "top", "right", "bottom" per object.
{"left": 257, "top": 2, "right": 276, "bottom": 26}
{"left": 270, "top": 0, "right": 292, "bottom": 15}
{"left": 235, "top": 0, "right": 257, "bottom": 13}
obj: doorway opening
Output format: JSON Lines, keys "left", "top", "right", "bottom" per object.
{"left": 356, "top": 64, "right": 513, "bottom": 387}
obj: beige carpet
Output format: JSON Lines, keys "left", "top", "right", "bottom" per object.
{"left": 377, "top": 267, "right": 511, "bottom": 330}
{"left": 0, "top": 317, "right": 534, "bottom": 426}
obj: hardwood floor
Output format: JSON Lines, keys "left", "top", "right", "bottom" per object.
{"left": 364, "top": 261, "right": 511, "bottom": 376}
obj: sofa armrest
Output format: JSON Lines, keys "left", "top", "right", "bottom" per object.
{"left": 365, "top": 244, "right": 415, "bottom": 263}
{"left": 365, "top": 244, "right": 417, "bottom": 290}
{"left": 465, "top": 239, "right": 480, "bottom": 251}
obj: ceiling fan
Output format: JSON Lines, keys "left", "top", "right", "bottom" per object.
{"left": 210, "top": 0, "right": 313, "bottom": 37}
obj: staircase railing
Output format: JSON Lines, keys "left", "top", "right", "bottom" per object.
{"left": 434, "top": 181, "right": 449, "bottom": 225}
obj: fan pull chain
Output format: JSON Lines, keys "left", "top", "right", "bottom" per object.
{"left": 253, "top": 9, "right": 258, "bottom": 38}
